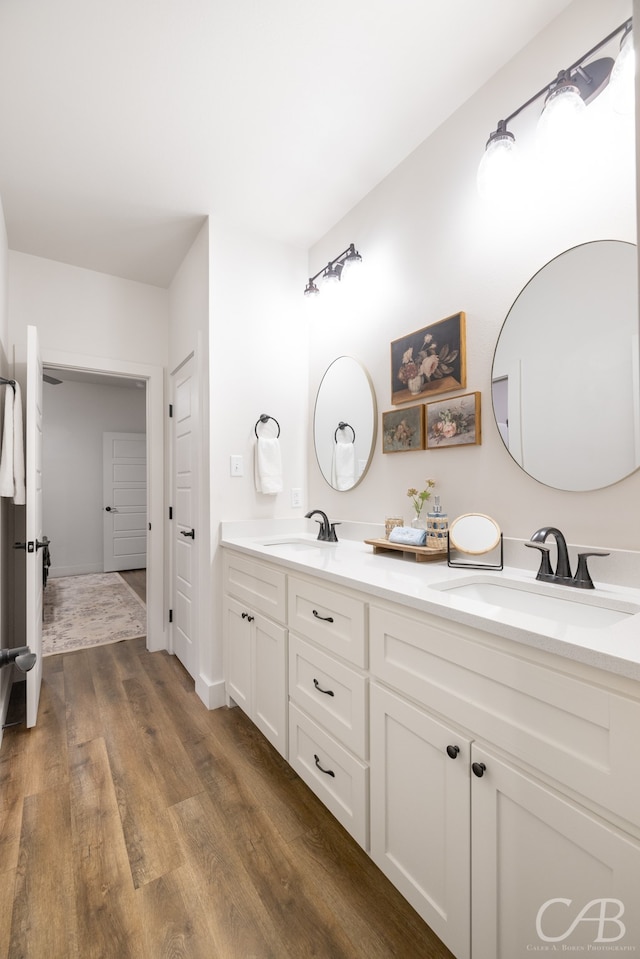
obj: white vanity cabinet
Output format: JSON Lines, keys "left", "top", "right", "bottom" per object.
{"left": 222, "top": 542, "right": 640, "bottom": 958}
{"left": 287, "top": 575, "right": 369, "bottom": 849}
{"left": 223, "top": 552, "right": 288, "bottom": 758}
{"left": 369, "top": 602, "right": 640, "bottom": 958}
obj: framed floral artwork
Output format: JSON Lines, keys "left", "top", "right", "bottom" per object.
{"left": 425, "top": 391, "right": 481, "bottom": 449}
{"left": 382, "top": 405, "right": 425, "bottom": 453}
{"left": 390, "top": 311, "right": 466, "bottom": 405}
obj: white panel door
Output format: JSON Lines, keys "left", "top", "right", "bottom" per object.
{"left": 171, "top": 356, "right": 198, "bottom": 679}
{"left": 26, "top": 325, "right": 43, "bottom": 728}
{"left": 102, "top": 431, "right": 147, "bottom": 572}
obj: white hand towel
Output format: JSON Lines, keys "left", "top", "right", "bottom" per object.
{"left": 331, "top": 441, "right": 355, "bottom": 491}
{"left": 255, "top": 437, "right": 283, "bottom": 495}
{"left": 0, "top": 382, "right": 25, "bottom": 505}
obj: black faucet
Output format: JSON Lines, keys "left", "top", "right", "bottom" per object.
{"left": 525, "top": 527, "right": 609, "bottom": 589}
{"left": 305, "top": 509, "right": 340, "bottom": 542}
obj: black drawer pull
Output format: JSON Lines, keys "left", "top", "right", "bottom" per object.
{"left": 446, "top": 745, "right": 460, "bottom": 759}
{"left": 472, "top": 762, "right": 486, "bottom": 778}
{"left": 313, "top": 678, "right": 335, "bottom": 697}
{"left": 312, "top": 609, "right": 334, "bottom": 623}
{"left": 314, "top": 754, "right": 336, "bottom": 777}
{"left": 241, "top": 612, "right": 254, "bottom": 622}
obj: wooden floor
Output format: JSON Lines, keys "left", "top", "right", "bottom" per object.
{"left": 118, "top": 568, "right": 146, "bottom": 604}
{"left": 0, "top": 640, "right": 454, "bottom": 959}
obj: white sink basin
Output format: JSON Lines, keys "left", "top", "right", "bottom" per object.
{"left": 430, "top": 575, "right": 640, "bottom": 627}
{"left": 259, "top": 537, "right": 335, "bottom": 551}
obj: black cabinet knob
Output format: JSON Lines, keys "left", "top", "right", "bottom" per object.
{"left": 472, "top": 762, "right": 486, "bottom": 778}
{"left": 446, "top": 745, "right": 460, "bottom": 759}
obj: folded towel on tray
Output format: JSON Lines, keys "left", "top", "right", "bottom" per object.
{"left": 388, "top": 526, "right": 426, "bottom": 546}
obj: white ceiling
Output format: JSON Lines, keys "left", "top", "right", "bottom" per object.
{"left": 0, "top": 0, "right": 576, "bottom": 288}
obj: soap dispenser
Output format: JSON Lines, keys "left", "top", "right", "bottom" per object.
{"left": 426, "top": 495, "right": 448, "bottom": 549}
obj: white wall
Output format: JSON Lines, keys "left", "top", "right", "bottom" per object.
{"left": 307, "top": 0, "right": 639, "bottom": 558}
{"left": 8, "top": 252, "right": 169, "bottom": 367}
{"left": 42, "top": 380, "right": 146, "bottom": 576}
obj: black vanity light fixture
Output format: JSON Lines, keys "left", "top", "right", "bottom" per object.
{"left": 304, "top": 243, "right": 362, "bottom": 297}
{"left": 477, "top": 17, "right": 633, "bottom": 198}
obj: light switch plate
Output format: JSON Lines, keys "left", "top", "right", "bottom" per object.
{"left": 230, "top": 455, "right": 244, "bottom": 477}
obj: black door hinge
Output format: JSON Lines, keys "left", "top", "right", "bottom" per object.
{"left": 169, "top": 609, "right": 173, "bottom": 623}
{"left": 169, "top": 506, "right": 173, "bottom": 520}
{"left": 169, "top": 404, "right": 173, "bottom": 418}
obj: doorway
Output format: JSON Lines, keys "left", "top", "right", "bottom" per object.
{"left": 40, "top": 350, "right": 165, "bottom": 652}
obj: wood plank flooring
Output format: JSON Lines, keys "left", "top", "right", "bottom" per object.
{"left": 0, "top": 640, "right": 455, "bottom": 959}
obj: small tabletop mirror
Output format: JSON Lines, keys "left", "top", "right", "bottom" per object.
{"left": 449, "top": 514, "right": 501, "bottom": 556}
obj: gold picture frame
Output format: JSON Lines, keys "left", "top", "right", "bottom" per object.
{"left": 391, "top": 311, "right": 466, "bottom": 405}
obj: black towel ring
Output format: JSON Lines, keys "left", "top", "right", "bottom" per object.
{"left": 0, "top": 377, "right": 16, "bottom": 393}
{"left": 334, "top": 421, "right": 355, "bottom": 443}
{"left": 254, "top": 413, "right": 281, "bottom": 438}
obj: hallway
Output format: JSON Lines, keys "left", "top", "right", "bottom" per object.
{"left": 0, "top": 640, "right": 453, "bottom": 959}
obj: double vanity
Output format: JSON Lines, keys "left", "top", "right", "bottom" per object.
{"left": 221, "top": 521, "right": 640, "bottom": 958}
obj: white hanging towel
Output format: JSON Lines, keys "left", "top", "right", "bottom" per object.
{"left": 331, "top": 441, "right": 355, "bottom": 491}
{"left": 254, "top": 437, "right": 283, "bottom": 494}
{"left": 0, "top": 382, "right": 25, "bottom": 505}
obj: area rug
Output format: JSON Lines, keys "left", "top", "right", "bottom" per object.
{"left": 42, "top": 572, "right": 146, "bottom": 656}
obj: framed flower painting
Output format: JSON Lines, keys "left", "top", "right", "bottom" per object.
{"left": 382, "top": 405, "right": 425, "bottom": 453}
{"left": 425, "top": 391, "right": 481, "bottom": 449}
{"left": 390, "top": 311, "right": 466, "bottom": 405}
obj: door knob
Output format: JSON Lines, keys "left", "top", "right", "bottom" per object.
{"left": 180, "top": 529, "right": 195, "bottom": 539}
{"left": 105, "top": 506, "right": 118, "bottom": 512}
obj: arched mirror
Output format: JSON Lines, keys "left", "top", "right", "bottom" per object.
{"left": 313, "top": 356, "right": 377, "bottom": 490}
{"left": 492, "top": 240, "right": 639, "bottom": 491}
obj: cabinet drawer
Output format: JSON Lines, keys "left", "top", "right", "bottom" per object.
{"left": 370, "top": 603, "right": 640, "bottom": 827}
{"left": 289, "top": 634, "right": 367, "bottom": 759}
{"left": 288, "top": 576, "right": 366, "bottom": 667}
{"left": 224, "top": 552, "right": 286, "bottom": 623}
{"left": 289, "top": 703, "right": 369, "bottom": 849}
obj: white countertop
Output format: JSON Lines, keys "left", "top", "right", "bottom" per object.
{"left": 220, "top": 521, "right": 640, "bottom": 683}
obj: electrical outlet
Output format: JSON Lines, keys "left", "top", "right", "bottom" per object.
{"left": 291, "top": 488, "right": 302, "bottom": 508}
{"left": 230, "top": 455, "right": 244, "bottom": 477}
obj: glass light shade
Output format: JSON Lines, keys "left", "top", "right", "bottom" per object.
{"left": 341, "top": 247, "right": 362, "bottom": 273}
{"left": 537, "top": 81, "right": 586, "bottom": 155}
{"left": 477, "top": 132, "right": 518, "bottom": 201}
{"left": 609, "top": 28, "right": 635, "bottom": 115}
{"left": 323, "top": 264, "right": 342, "bottom": 285}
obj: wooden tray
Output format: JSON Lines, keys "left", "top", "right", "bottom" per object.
{"left": 364, "top": 537, "right": 447, "bottom": 563}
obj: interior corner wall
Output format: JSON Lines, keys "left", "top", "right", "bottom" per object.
{"left": 167, "top": 219, "right": 213, "bottom": 701}
{"left": 307, "top": 0, "right": 639, "bottom": 553}
{"left": 206, "top": 217, "right": 307, "bottom": 691}
{"left": 42, "top": 380, "right": 146, "bottom": 576}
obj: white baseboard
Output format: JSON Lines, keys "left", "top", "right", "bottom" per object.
{"left": 196, "top": 674, "right": 226, "bottom": 710}
{"left": 50, "top": 564, "right": 103, "bottom": 578}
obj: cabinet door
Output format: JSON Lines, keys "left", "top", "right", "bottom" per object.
{"left": 369, "top": 683, "right": 471, "bottom": 959}
{"left": 471, "top": 745, "right": 640, "bottom": 958}
{"left": 254, "top": 613, "right": 288, "bottom": 759}
{"left": 225, "top": 596, "right": 251, "bottom": 714}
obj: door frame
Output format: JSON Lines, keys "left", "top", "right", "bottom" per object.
{"left": 42, "top": 349, "right": 165, "bottom": 653}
